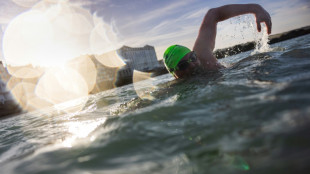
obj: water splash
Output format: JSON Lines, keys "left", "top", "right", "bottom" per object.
{"left": 216, "top": 15, "right": 257, "bottom": 49}
{"left": 251, "top": 23, "right": 271, "bottom": 55}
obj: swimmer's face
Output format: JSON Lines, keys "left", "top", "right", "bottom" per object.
{"left": 173, "top": 51, "right": 202, "bottom": 79}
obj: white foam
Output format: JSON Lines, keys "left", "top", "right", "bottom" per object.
{"left": 251, "top": 24, "right": 271, "bottom": 55}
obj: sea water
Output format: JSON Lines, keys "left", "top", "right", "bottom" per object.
{"left": 1, "top": 34, "right": 310, "bottom": 174}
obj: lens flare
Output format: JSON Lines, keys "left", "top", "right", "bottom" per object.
{"left": 3, "top": 0, "right": 101, "bottom": 67}
{"left": 2, "top": 0, "right": 123, "bottom": 113}
{"left": 8, "top": 80, "right": 53, "bottom": 111}
{"left": 133, "top": 70, "right": 157, "bottom": 100}
{"left": 94, "top": 50, "right": 126, "bottom": 68}
{"left": 67, "top": 55, "right": 97, "bottom": 93}
{"left": 3, "top": 9, "right": 54, "bottom": 67}
{"left": 6, "top": 65, "right": 44, "bottom": 79}
{"left": 11, "top": 0, "right": 41, "bottom": 8}
{"left": 10, "top": 82, "right": 36, "bottom": 110}
{"left": 35, "top": 67, "right": 89, "bottom": 110}
{"left": 90, "top": 14, "right": 121, "bottom": 55}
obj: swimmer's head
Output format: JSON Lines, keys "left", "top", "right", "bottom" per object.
{"left": 163, "top": 45, "right": 201, "bottom": 78}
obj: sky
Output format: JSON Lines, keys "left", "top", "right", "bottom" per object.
{"left": 0, "top": 0, "right": 309, "bottom": 65}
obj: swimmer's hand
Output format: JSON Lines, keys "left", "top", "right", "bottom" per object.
{"left": 254, "top": 5, "right": 272, "bottom": 34}
{"left": 193, "top": 4, "right": 272, "bottom": 71}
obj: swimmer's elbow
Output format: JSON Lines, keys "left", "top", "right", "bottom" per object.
{"left": 204, "top": 8, "right": 221, "bottom": 24}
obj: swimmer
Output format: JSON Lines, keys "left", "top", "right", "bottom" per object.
{"left": 163, "top": 4, "right": 272, "bottom": 79}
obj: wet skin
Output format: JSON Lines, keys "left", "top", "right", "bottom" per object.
{"left": 173, "top": 52, "right": 202, "bottom": 79}
{"left": 173, "top": 52, "right": 225, "bottom": 79}
{"left": 173, "top": 4, "right": 272, "bottom": 79}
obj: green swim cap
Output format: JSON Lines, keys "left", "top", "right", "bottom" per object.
{"left": 163, "top": 45, "right": 191, "bottom": 74}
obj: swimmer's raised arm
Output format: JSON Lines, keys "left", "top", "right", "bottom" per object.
{"left": 193, "top": 4, "right": 272, "bottom": 71}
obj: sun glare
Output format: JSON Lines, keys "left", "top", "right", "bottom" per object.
{"left": 62, "top": 118, "right": 107, "bottom": 148}
{"left": 35, "top": 67, "right": 89, "bottom": 105}
{"left": 2, "top": 0, "right": 124, "bottom": 113}
{"left": 3, "top": 1, "right": 96, "bottom": 67}
{"left": 12, "top": 0, "right": 44, "bottom": 8}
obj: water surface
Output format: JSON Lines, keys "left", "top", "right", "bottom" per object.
{"left": 1, "top": 35, "right": 310, "bottom": 174}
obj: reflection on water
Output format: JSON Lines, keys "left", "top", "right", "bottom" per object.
{"left": 61, "top": 117, "right": 107, "bottom": 148}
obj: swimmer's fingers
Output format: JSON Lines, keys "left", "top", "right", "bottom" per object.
{"left": 268, "top": 15, "right": 272, "bottom": 34}
{"left": 255, "top": 5, "right": 272, "bottom": 34}
{"left": 256, "top": 16, "right": 272, "bottom": 34}
{"left": 265, "top": 19, "right": 272, "bottom": 34}
{"left": 264, "top": 11, "right": 272, "bottom": 34}
{"left": 256, "top": 19, "right": 262, "bottom": 32}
